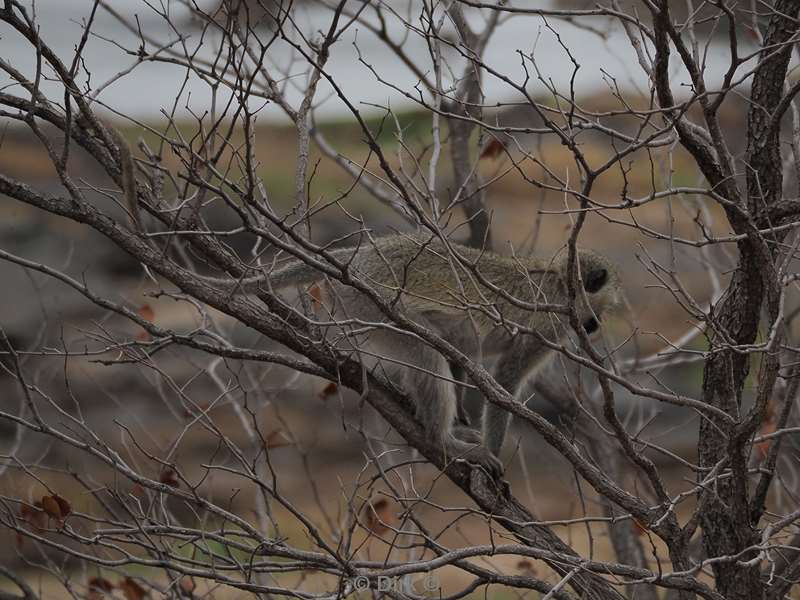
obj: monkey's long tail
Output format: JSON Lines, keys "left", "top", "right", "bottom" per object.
{"left": 194, "top": 247, "right": 356, "bottom": 295}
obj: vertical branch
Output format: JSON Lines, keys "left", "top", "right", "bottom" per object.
{"left": 692, "top": 3, "right": 799, "bottom": 599}
{"left": 444, "top": 3, "right": 498, "bottom": 248}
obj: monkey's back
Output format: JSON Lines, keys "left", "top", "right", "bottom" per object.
{"left": 343, "top": 235, "right": 565, "bottom": 319}
{"left": 313, "top": 234, "right": 620, "bottom": 359}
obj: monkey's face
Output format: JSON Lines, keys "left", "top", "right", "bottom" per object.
{"left": 572, "top": 251, "right": 621, "bottom": 336}
{"left": 580, "top": 266, "right": 608, "bottom": 333}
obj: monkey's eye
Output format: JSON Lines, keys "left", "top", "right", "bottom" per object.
{"left": 582, "top": 317, "right": 600, "bottom": 334}
{"left": 584, "top": 268, "right": 608, "bottom": 293}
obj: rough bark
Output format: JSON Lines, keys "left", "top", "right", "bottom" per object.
{"left": 696, "top": 3, "right": 800, "bottom": 599}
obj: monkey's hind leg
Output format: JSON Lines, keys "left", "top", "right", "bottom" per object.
{"left": 401, "top": 343, "right": 503, "bottom": 477}
{"left": 449, "top": 362, "right": 473, "bottom": 428}
{"left": 483, "top": 399, "right": 513, "bottom": 458}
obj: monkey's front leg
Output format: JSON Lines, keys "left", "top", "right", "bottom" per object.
{"left": 483, "top": 336, "right": 551, "bottom": 457}
{"left": 443, "top": 435, "right": 504, "bottom": 477}
{"left": 449, "top": 363, "right": 474, "bottom": 428}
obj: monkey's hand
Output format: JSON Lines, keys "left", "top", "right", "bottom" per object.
{"left": 445, "top": 436, "right": 504, "bottom": 479}
{"left": 452, "top": 425, "right": 482, "bottom": 445}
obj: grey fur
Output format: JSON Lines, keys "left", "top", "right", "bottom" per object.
{"left": 201, "top": 234, "right": 621, "bottom": 475}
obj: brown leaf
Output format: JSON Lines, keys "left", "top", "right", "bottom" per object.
{"left": 159, "top": 468, "right": 180, "bottom": 488}
{"left": 52, "top": 494, "right": 71, "bottom": 518}
{"left": 20, "top": 501, "right": 47, "bottom": 532}
{"left": 764, "top": 396, "right": 778, "bottom": 422}
{"left": 136, "top": 304, "right": 155, "bottom": 341}
{"left": 265, "top": 429, "right": 293, "bottom": 449}
{"left": 364, "top": 498, "right": 393, "bottom": 535}
{"left": 137, "top": 304, "right": 155, "bottom": 322}
{"left": 756, "top": 420, "right": 777, "bottom": 459}
{"left": 88, "top": 577, "right": 115, "bottom": 593}
{"left": 479, "top": 137, "right": 506, "bottom": 160}
{"left": 119, "top": 577, "right": 147, "bottom": 600}
{"left": 179, "top": 576, "right": 196, "bottom": 595}
{"left": 19, "top": 502, "right": 37, "bottom": 520}
{"left": 40, "top": 495, "right": 63, "bottom": 520}
{"left": 308, "top": 283, "right": 323, "bottom": 310}
{"left": 633, "top": 519, "right": 649, "bottom": 536}
{"left": 319, "top": 382, "right": 338, "bottom": 401}
{"left": 516, "top": 558, "right": 537, "bottom": 575}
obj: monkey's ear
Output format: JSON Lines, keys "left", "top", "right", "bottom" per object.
{"left": 584, "top": 268, "right": 608, "bottom": 293}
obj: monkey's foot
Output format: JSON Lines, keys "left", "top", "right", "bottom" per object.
{"left": 452, "top": 426, "right": 482, "bottom": 445}
{"left": 446, "top": 437, "right": 504, "bottom": 478}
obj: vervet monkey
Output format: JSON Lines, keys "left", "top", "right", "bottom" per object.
{"left": 88, "top": 116, "right": 621, "bottom": 474}
{"left": 200, "top": 235, "right": 622, "bottom": 476}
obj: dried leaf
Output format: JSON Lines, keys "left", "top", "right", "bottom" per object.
{"left": 136, "top": 304, "right": 155, "bottom": 341}
{"left": 137, "top": 304, "right": 155, "bottom": 322}
{"left": 364, "top": 498, "right": 392, "bottom": 535}
{"left": 20, "top": 501, "right": 47, "bottom": 532}
{"left": 159, "top": 468, "right": 180, "bottom": 488}
{"left": 756, "top": 420, "right": 777, "bottom": 459}
{"left": 516, "top": 558, "right": 537, "bottom": 575}
{"left": 40, "top": 495, "right": 62, "bottom": 520}
{"left": 319, "top": 382, "right": 338, "bottom": 401}
{"left": 119, "top": 576, "right": 147, "bottom": 600}
{"left": 479, "top": 137, "right": 506, "bottom": 160}
{"left": 633, "top": 519, "right": 649, "bottom": 536}
{"left": 762, "top": 396, "right": 777, "bottom": 422}
{"left": 88, "top": 577, "right": 115, "bottom": 599}
{"left": 179, "top": 576, "right": 196, "bottom": 595}
{"left": 52, "top": 494, "right": 71, "bottom": 518}
{"left": 265, "top": 429, "right": 293, "bottom": 449}
{"left": 19, "top": 502, "right": 37, "bottom": 520}
{"left": 308, "top": 283, "right": 323, "bottom": 310}
{"left": 88, "top": 577, "right": 115, "bottom": 593}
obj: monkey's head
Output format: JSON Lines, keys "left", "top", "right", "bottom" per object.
{"left": 554, "top": 249, "right": 622, "bottom": 336}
